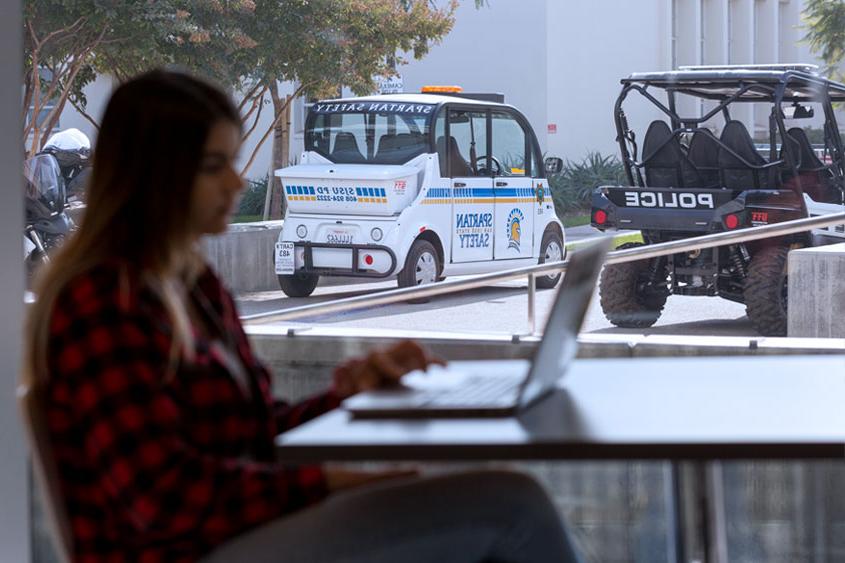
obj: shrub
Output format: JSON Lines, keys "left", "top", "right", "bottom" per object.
{"left": 547, "top": 151, "right": 625, "bottom": 216}
{"left": 237, "top": 175, "right": 268, "bottom": 217}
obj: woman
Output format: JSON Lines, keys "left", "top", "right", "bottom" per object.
{"left": 25, "top": 69, "right": 581, "bottom": 563}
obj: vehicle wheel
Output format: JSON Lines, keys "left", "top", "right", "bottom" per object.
{"left": 398, "top": 239, "right": 440, "bottom": 303}
{"left": 277, "top": 272, "right": 319, "bottom": 298}
{"left": 536, "top": 230, "right": 565, "bottom": 289}
{"left": 599, "top": 242, "right": 669, "bottom": 328}
{"left": 744, "top": 245, "right": 789, "bottom": 336}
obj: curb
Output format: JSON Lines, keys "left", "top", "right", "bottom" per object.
{"left": 566, "top": 230, "right": 642, "bottom": 250}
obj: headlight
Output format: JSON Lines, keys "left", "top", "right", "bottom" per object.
{"left": 296, "top": 224, "right": 308, "bottom": 238}
{"left": 370, "top": 227, "right": 383, "bottom": 242}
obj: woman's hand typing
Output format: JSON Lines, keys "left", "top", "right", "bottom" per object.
{"left": 331, "top": 340, "right": 444, "bottom": 399}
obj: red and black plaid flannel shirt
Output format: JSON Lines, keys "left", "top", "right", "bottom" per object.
{"left": 45, "top": 261, "right": 340, "bottom": 562}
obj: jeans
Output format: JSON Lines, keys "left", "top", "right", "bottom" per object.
{"left": 201, "top": 470, "right": 583, "bottom": 563}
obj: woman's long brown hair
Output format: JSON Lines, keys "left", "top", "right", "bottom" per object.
{"left": 26, "top": 69, "right": 241, "bottom": 384}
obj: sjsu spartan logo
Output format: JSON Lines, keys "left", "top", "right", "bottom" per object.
{"left": 506, "top": 208, "right": 524, "bottom": 251}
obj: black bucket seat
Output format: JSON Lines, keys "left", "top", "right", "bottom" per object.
{"left": 780, "top": 127, "right": 837, "bottom": 203}
{"left": 687, "top": 130, "right": 722, "bottom": 188}
{"left": 376, "top": 133, "right": 425, "bottom": 163}
{"left": 436, "top": 135, "right": 472, "bottom": 177}
{"left": 718, "top": 120, "right": 772, "bottom": 190}
{"left": 331, "top": 131, "right": 366, "bottom": 163}
{"left": 641, "top": 120, "right": 698, "bottom": 188}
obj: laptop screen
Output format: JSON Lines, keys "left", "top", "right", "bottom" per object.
{"left": 518, "top": 238, "right": 611, "bottom": 407}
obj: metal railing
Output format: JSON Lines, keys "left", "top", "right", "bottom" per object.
{"left": 242, "top": 212, "right": 845, "bottom": 333}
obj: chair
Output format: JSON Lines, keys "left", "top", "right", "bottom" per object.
{"left": 18, "top": 375, "right": 73, "bottom": 563}
{"left": 687, "top": 130, "right": 722, "bottom": 188}
{"left": 435, "top": 135, "right": 473, "bottom": 177}
{"left": 780, "top": 127, "right": 837, "bottom": 203}
{"left": 641, "top": 120, "right": 697, "bottom": 188}
{"left": 331, "top": 131, "right": 366, "bottom": 163}
{"left": 375, "top": 133, "right": 425, "bottom": 163}
{"left": 718, "top": 120, "right": 773, "bottom": 190}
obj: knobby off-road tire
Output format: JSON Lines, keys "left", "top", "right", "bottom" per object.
{"left": 599, "top": 242, "right": 669, "bottom": 328}
{"left": 536, "top": 230, "right": 565, "bottom": 289}
{"left": 398, "top": 239, "right": 440, "bottom": 304}
{"left": 277, "top": 272, "right": 319, "bottom": 298}
{"left": 744, "top": 245, "right": 789, "bottom": 336}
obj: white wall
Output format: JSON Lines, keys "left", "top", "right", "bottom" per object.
{"left": 55, "top": 74, "right": 114, "bottom": 144}
{"left": 398, "top": 0, "right": 548, "bottom": 152}
{"left": 545, "top": 0, "right": 672, "bottom": 161}
{"left": 1, "top": 0, "right": 28, "bottom": 560}
{"left": 53, "top": 0, "right": 835, "bottom": 174}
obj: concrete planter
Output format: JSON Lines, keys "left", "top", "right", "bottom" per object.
{"left": 788, "top": 243, "right": 845, "bottom": 338}
{"left": 202, "top": 220, "right": 283, "bottom": 293}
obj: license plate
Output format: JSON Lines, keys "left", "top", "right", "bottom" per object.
{"left": 24, "top": 235, "right": 36, "bottom": 258}
{"left": 326, "top": 228, "right": 354, "bottom": 245}
{"left": 274, "top": 242, "right": 295, "bottom": 275}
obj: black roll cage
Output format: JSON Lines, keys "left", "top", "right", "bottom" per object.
{"left": 614, "top": 71, "right": 845, "bottom": 194}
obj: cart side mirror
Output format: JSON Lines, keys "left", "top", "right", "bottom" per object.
{"left": 544, "top": 157, "right": 563, "bottom": 175}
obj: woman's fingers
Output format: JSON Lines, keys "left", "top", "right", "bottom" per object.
{"left": 367, "top": 350, "right": 408, "bottom": 385}
{"left": 389, "top": 340, "right": 432, "bottom": 373}
{"left": 335, "top": 341, "right": 449, "bottom": 396}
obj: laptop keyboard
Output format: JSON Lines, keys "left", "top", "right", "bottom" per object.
{"left": 415, "top": 376, "right": 521, "bottom": 407}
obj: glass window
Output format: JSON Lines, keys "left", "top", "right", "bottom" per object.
{"left": 434, "top": 111, "right": 447, "bottom": 177}
{"left": 491, "top": 111, "right": 528, "bottom": 176}
{"left": 445, "top": 109, "right": 487, "bottom": 177}
{"left": 305, "top": 102, "right": 434, "bottom": 165}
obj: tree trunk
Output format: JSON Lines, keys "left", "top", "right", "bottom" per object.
{"left": 267, "top": 82, "right": 292, "bottom": 220}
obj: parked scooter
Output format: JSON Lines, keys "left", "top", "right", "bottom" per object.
{"left": 24, "top": 130, "right": 90, "bottom": 280}
{"left": 41, "top": 128, "right": 91, "bottom": 203}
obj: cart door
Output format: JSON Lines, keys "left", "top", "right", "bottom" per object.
{"left": 444, "top": 108, "right": 494, "bottom": 263}
{"left": 491, "top": 110, "right": 534, "bottom": 260}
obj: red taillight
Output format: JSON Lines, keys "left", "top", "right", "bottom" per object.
{"left": 364, "top": 254, "right": 374, "bottom": 265}
{"left": 724, "top": 214, "right": 739, "bottom": 229}
{"left": 594, "top": 210, "right": 608, "bottom": 225}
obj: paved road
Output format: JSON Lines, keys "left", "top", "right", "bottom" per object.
{"left": 237, "top": 225, "right": 754, "bottom": 337}
{"left": 237, "top": 276, "right": 752, "bottom": 337}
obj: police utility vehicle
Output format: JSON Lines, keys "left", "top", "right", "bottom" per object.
{"left": 591, "top": 65, "right": 845, "bottom": 336}
{"left": 274, "top": 86, "right": 565, "bottom": 297}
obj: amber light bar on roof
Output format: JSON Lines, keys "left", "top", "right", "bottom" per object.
{"left": 421, "top": 85, "right": 463, "bottom": 93}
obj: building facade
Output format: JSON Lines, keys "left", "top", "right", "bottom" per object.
{"left": 54, "top": 0, "right": 821, "bottom": 180}
{"left": 397, "top": 0, "right": 819, "bottom": 164}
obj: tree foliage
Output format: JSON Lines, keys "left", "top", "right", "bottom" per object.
{"left": 803, "top": 0, "right": 845, "bottom": 80}
{"left": 24, "top": 0, "right": 463, "bottom": 175}
{"left": 23, "top": 1, "right": 170, "bottom": 154}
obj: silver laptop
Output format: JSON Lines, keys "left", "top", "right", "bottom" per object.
{"left": 344, "top": 237, "right": 612, "bottom": 418}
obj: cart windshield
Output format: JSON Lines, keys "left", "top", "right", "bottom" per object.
{"left": 305, "top": 101, "right": 435, "bottom": 165}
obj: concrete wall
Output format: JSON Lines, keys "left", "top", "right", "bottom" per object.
{"left": 788, "top": 243, "right": 845, "bottom": 338}
{"left": 245, "top": 326, "right": 845, "bottom": 401}
{"left": 41, "top": 74, "right": 114, "bottom": 150}
{"left": 398, "top": 0, "right": 548, "bottom": 152}
{"left": 545, "top": 0, "right": 672, "bottom": 162}
{"left": 1, "top": 1, "right": 28, "bottom": 561}
{"left": 202, "top": 220, "right": 284, "bottom": 293}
